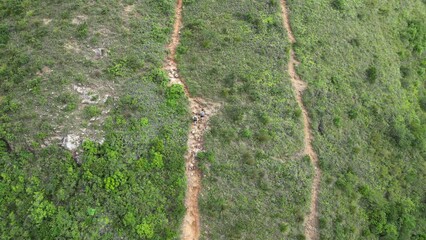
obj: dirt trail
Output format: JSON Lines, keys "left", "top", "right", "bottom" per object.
{"left": 279, "top": 1, "right": 321, "bottom": 240}
{"left": 165, "top": 1, "right": 220, "bottom": 239}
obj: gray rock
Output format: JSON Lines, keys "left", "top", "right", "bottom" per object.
{"left": 62, "top": 134, "right": 81, "bottom": 151}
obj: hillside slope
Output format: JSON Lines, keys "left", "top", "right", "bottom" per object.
{"left": 0, "top": 1, "right": 189, "bottom": 239}
{"left": 287, "top": 0, "right": 426, "bottom": 239}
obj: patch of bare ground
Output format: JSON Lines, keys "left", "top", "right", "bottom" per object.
{"left": 43, "top": 18, "right": 52, "bottom": 25}
{"left": 43, "top": 81, "right": 115, "bottom": 162}
{"left": 64, "top": 40, "right": 81, "bottom": 53}
{"left": 71, "top": 15, "right": 88, "bottom": 25}
{"left": 279, "top": 1, "right": 321, "bottom": 240}
{"left": 64, "top": 39, "right": 108, "bottom": 61}
{"left": 124, "top": 4, "right": 134, "bottom": 14}
{"left": 165, "top": 0, "right": 220, "bottom": 239}
{"left": 36, "top": 66, "right": 53, "bottom": 76}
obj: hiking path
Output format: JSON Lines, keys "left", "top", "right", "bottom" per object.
{"left": 279, "top": 1, "right": 321, "bottom": 239}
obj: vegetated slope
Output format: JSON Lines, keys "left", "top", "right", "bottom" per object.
{"left": 287, "top": 0, "right": 426, "bottom": 239}
{"left": 178, "top": 0, "right": 313, "bottom": 239}
{"left": 0, "top": 1, "right": 189, "bottom": 239}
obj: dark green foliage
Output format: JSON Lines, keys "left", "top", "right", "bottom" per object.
{"left": 0, "top": 0, "right": 25, "bottom": 17}
{"left": 107, "top": 60, "right": 127, "bottom": 77}
{"left": 366, "top": 66, "right": 377, "bottom": 83}
{"left": 147, "top": 68, "right": 169, "bottom": 86}
{"left": 235, "top": 13, "right": 264, "bottom": 32}
{"left": 83, "top": 105, "right": 101, "bottom": 119}
{"left": 0, "top": 24, "right": 10, "bottom": 46}
{"left": 151, "top": 0, "right": 174, "bottom": 15}
{"left": 56, "top": 92, "right": 78, "bottom": 112}
{"left": 419, "top": 96, "right": 426, "bottom": 111}
{"left": 331, "top": 0, "right": 346, "bottom": 11}
{"left": 165, "top": 84, "right": 186, "bottom": 113}
{"left": 76, "top": 22, "right": 88, "bottom": 39}
{"left": 402, "top": 21, "right": 426, "bottom": 54}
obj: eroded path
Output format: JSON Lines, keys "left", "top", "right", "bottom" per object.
{"left": 165, "top": 1, "right": 220, "bottom": 239}
{"left": 279, "top": 1, "right": 321, "bottom": 239}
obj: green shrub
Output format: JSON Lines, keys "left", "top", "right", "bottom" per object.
{"left": 107, "top": 60, "right": 127, "bottom": 77}
{"left": 256, "top": 129, "right": 271, "bottom": 142}
{"left": 151, "top": 25, "right": 170, "bottom": 42}
{"left": 0, "top": 0, "right": 25, "bottom": 17}
{"left": 366, "top": 66, "right": 377, "bottom": 83}
{"left": 333, "top": 116, "right": 341, "bottom": 127}
{"left": 331, "top": 0, "right": 345, "bottom": 11}
{"left": 0, "top": 24, "right": 10, "bottom": 46}
{"left": 403, "top": 21, "right": 426, "bottom": 54}
{"left": 150, "top": 150, "right": 164, "bottom": 170}
{"left": 125, "top": 55, "right": 144, "bottom": 71}
{"left": 165, "top": 84, "right": 185, "bottom": 111}
{"left": 147, "top": 68, "right": 168, "bottom": 86}
{"left": 120, "top": 95, "right": 139, "bottom": 111}
{"left": 419, "top": 96, "right": 426, "bottom": 111}
{"left": 57, "top": 93, "right": 78, "bottom": 112}
{"left": 83, "top": 105, "right": 101, "bottom": 119}
{"left": 242, "top": 151, "right": 255, "bottom": 165}
{"left": 347, "top": 108, "right": 358, "bottom": 119}
{"left": 242, "top": 128, "right": 253, "bottom": 138}
{"left": 104, "top": 171, "right": 126, "bottom": 192}
{"left": 76, "top": 22, "right": 88, "bottom": 39}
{"left": 136, "top": 221, "right": 154, "bottom": 239}
{"left": 152, "top": 0, "right": 174, "bottom": 15}
{"left": 123, "top": 212, "right": 136, "bottom": 227}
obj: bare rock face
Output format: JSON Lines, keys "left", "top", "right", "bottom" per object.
{"left": 73, "top": 85, "right": 100, "bottom": 104}
{"left": 62, "top": 134, "right": 81, "bottom": 151}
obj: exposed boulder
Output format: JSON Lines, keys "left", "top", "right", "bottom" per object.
{"left": 62, "top": 134, "right": 81, "bottom": 151}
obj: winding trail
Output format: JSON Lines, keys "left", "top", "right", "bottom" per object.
{"left": 164, "top": 1, "right": 220, "bottom": 239}
{"left": 279, "top": 1, "right": 321, "bottom": 239}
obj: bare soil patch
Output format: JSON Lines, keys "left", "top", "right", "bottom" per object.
{"left": 71, "top": 15, "right": 88, "bottom": 25}
{"left": 43, "top": 18, "right": 52, "bottom": 25}
{"left": 64, "top": 40, "right": 81, "bottom": 53}
{"left": 36, "top": 66, "right": 53, "bottom": 76}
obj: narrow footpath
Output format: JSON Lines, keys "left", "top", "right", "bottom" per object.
{"left": 164, "top": 1, "right": 220, "bottom": 239}
{"left": 279, "top": 1, "right": 321, "bottom": 239}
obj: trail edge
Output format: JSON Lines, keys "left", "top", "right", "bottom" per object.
{"left": 279, "top": 1, "right": 321, "bottom": 239}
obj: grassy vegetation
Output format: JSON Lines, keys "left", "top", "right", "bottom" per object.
{"left": 178, "top": 0, "right": 313, "bottom": 238}
{"left": 0, "top": 0, "right": 190, "bottom": 239}
{"left": 287, "top": 0, "right": 426, "bottom": 239}
{"left": 2, "top": 0, "right": 423, "bottom": 239}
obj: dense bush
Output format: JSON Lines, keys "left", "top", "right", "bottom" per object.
{"left": 403, "top": 20, "right": 426, "bottom": 54}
